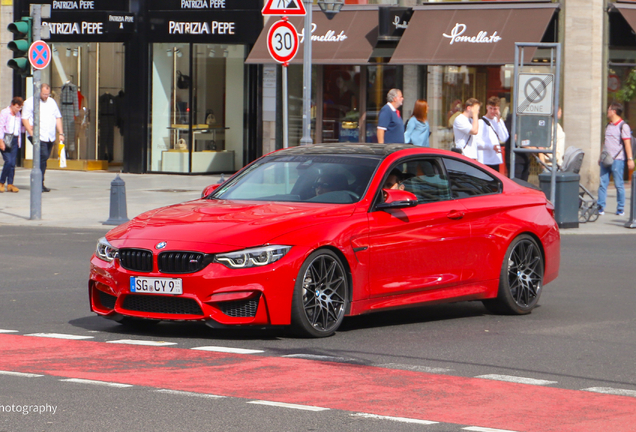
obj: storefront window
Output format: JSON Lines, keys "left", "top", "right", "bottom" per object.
{"left": 426, "top": 65, "right": 512, "bottom": 149}
{"left": 321, "top": 65, "right": 361, "bottom": 143}
{"left": 41, "top": 43, "right": 125, "bottom": 164}
{"left": 365, "top": 64, "right": 402, "bottom": 142}
{"left": 149, "top": 43, "right": 244, "bottom": 173}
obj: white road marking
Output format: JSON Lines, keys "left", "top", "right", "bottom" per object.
{"left": 475, "top": 374, "right": 557, "bottom": 386}
{"left": 106, "top": 339, "right": 177, "bottom": 346}
{"left": 351, "top": 413, "right": 438, "bottom": 425}
{"left": 0, "top": 329, "right": 19, "bottom": 333}
{"left": 154, "top": 389, "right": 225, "bottom": 399}
{"left": 60, "top": 378, "right": 133, "bottom": 388}
{"left": 247, "top": 400, "right": 329, "bottom": 411}
{"left": 583, "top": 387, "right": 636, "bottom": 397}
{"left": 463, "top": 427, "right": 519, "bottom": 432}
{"left": 192, "top": 346, "right": 264, "bottom": 354}
{"left": 0, "top": 370, "right": 44, "bottom": 378}
{"left": 282, "top": 354, "right": 355, "bottom": 362}
{"left": 25, "top": 333, "right": 94, "bottom": 340}
{"left": 377, "top": 363, "right": 453, "bottom": 373}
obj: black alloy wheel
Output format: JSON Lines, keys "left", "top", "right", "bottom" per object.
{"left": 482, "top": 234, "right": 544, "bottom": 315}
{"left": 291, "top": 249, "right": 348, "bottom": 338}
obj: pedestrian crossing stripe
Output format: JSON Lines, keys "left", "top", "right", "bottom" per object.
{"left": 262, "top": 0, "right": 307, "bottom": 16}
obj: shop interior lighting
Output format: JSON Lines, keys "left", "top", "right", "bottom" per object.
{"left": 317, "top": 0, "right": 344, "bottom": 19}
{"left": 66, "top": 48, "right": 71, "bottom": 57}
{"left": 167, "top": 48, "right": 173, "bottom": 57}
{"left": 176, "top": 49, "right": 183, "bottom": 58}
{"left": 73, "top": 48, "right": 78, "bottom": 57}
{"left": 209, "top": 49, "right": 215, "bottom": 57}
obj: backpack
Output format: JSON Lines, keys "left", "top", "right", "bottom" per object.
{"left": 617, "top": 120, "right": 636, "bottom": 160}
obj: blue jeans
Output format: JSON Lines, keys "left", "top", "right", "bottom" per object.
{"left": 0, "top": 137, "right": 19, "bottom": 185}
{"left": 598, "top": 159, "right": 626, "bottom": 213}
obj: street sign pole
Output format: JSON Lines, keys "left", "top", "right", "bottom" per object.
{"left": 300, "top": 0, "right": 312, "bottom": 146}
{"left": 30, "top": 4, "right": 42, "bottom": 220}
{"left": 282, "top": 65, "right": 289, "bottom": 149}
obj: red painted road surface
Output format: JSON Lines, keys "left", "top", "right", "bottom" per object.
{"left": 1, "top": 334, "right": 634, "bottom": 431}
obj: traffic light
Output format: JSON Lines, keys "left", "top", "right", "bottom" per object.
{"left": 7, "top": 17, "right": 32, "bottom": 76}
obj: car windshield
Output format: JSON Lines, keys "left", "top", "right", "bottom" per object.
{"left": 211, "top": 154, "right": 381, "bottom": 204}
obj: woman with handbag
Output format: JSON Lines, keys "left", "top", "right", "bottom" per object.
{"left": 0, "top": 96, "right": 24, "bottom": 193}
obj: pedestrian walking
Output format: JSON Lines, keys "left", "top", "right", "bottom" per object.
{"left": 598, "top": 102, "right": 634, "bottom": 216}
{"left": 22, "top": 83, "right": 64, "bottom": 192}
{"left": 477, "top": 96, "right": 508, "bottom": 172}
{"left": 453, "top": 98, "right": 481, "bottom": 159}
{"left": 404, "top": 99, "right": 430, "bottom": 147}
{"left": 377, "top": 88, "right": 405, "bottom": 144}
{"left": 0, "top": 97, "right": 24, "bottom": 193}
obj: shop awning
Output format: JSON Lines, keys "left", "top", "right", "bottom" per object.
{"left": 614, "top": 3, "right": 636, "bottom": 34}
{"left": 245, "top": 7, "right": 378, "bottom": 65}
{"left": 390, "top": 3, "right": 558, "bottom": 65}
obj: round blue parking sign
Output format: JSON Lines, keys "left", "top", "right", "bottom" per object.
{"left": 28, "top": 41, "right": 51, "bottom": 70}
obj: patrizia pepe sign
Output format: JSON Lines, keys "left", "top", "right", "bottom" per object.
{"left": 299, "top": 23, "right": 347, "bottom": 43}
{"left": 442, "top": 23, "right": 502, "bottom": 45}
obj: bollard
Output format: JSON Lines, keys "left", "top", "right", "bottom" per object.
{"left": 217, "top": 173, "right": 225, "bottom": 184}
{"left": 626, "top": 171, "right": 636, "bottom": 228}
{"left": 103, "top": 174, "right": 130, "bottom": 226}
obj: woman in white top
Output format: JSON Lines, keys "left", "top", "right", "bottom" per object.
{"left": 0, "top": 96, "right": 24, "bottom": 193}
{"left": 477, "top": 97, "right": 509, "bottom": 172}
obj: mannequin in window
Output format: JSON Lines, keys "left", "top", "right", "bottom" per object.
{"left": 61, "top": 78, "right": 79, "bottom": 156}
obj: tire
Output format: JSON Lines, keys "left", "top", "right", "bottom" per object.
{"left": 291, "top": 249, "right": 349, "bottom": 338}
{"left": 482, "top": 234, "right": 544, "bottom": 315}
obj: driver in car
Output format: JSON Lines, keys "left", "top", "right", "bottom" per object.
{"left": 314, "top": 173, "right": 349, "bottom": 196}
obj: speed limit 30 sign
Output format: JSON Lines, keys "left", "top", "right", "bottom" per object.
{"left": 267, "top": 19, "right": 299, "bottom": 66}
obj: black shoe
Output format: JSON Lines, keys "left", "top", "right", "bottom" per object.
{"left": 42, "top": 185, "right": 51, "bottom": 192}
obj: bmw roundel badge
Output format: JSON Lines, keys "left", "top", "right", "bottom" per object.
{"left": 156, "top": 241, "right": 167, "bottom": 250}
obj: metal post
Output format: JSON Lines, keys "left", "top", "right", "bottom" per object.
{"left": 29, "top": 4, "right": 42, "bottom": 220}
{"left": 300, "top": 0, "right": 312, "bottom": 146}
{"left": 282, "top": 65, "right": 289, "bottom": 149}
{"left": 625, "top": 171, "right": 636, "bottom": 228}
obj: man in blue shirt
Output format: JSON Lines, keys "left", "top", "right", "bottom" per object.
{"left": 377, "top": 89, "right": 404, "bottom": 144}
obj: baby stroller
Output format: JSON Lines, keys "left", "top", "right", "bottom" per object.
{"left": 535, "top": 146, "right": 599, "bottom": 223}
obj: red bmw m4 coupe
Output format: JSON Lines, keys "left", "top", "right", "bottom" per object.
{"left": 89, "top": 144, "right": 560, "bottom": 337}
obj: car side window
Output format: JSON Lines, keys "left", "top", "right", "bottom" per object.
{"left": 390, "top": 158, "right": 452, "bottom": 203}
{"left": 442, "top": 158, "right": 501, "bottom": 199}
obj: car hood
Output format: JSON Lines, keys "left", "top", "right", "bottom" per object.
{"left": 106, "top": 199, "right": 356, "bottom": 250}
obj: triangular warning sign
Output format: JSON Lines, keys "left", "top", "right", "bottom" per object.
{"left": 262, "top": 0, "right": 307, "bottom": 16}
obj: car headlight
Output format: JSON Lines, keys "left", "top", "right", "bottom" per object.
{"left": 215, "top": 245, "right": 291, "bottom": 269}
{"left": 96, "top": 237, "right": 119, "bottom": 262}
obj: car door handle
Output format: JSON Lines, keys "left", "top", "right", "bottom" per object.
{"left": 447, "top": 210, "right": 465, "bottom": 220}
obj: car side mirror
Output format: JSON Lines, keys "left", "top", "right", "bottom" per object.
{"left": 376, "top": 189, "right": 418, "bottom": 210}
{"left": 201, "top": 184, "right": 220, "bottom": 198}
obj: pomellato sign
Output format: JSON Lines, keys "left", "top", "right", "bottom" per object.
{"left": 299, "top": 23, "right": 347, "bottom": 43}
{"left": 442, "top": 23, "right": 502, "bottom": 45}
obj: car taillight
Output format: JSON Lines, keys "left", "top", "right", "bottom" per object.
{"left": 546, "top": 200, "right": 555, "bottom": 218}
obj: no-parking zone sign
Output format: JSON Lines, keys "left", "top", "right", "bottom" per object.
{"left": 267, "top": 19, "right": 299, "bottom": 65}
{"left": 28, "top": 41, "right": 51, "bottom": 70}
{"left": 516, "top": 73, "right": 554, "bottom": 116}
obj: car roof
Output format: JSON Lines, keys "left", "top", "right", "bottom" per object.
{"left": 271, "top": 144, "right": 416, "bottom": 158}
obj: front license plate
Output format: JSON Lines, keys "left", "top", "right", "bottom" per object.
{"left": 130, "top": 277, "right": 183, "bottom": 295}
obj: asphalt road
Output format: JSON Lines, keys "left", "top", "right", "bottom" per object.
{"left": 1, "top": 226, "right": 635, "bottom": 432}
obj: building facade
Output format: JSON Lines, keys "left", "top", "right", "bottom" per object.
{"left": 2, "top": 0, "right": 632, "bottom": 189}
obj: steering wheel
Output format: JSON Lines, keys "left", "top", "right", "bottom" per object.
{"left": 343, "top": 190, "right": 360, "bottom": 200}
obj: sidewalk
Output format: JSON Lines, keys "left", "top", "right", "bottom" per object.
{"left": 0, "top": 168, "right": 220, "bottom": 230}
{"left": 0, "top": 167, "right": 634, "bottom": 235}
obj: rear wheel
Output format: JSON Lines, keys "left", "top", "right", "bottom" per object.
{"left": 291, "top": 249, "right": 348, "bottom": 338}
{"left": 482, "top": 235, "right": 544, "bottom": 315}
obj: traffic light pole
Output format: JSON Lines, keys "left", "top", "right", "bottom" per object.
{"left": 29, "top": 4, "right": 42, "bottom": 220}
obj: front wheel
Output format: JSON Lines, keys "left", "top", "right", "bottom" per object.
{"left": 482, "top": 234, "right": 544, "bottom": 315}
{"left": 291, "top": 249, "right": 349, "bottom": 338}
